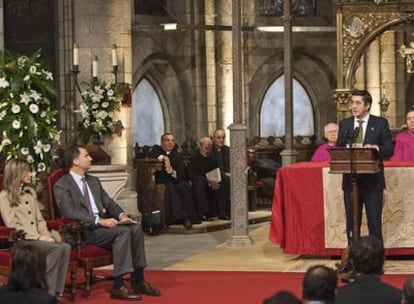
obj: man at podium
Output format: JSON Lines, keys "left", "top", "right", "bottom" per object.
{"left": 336, "top": 89, "right": 394, "bottom": 244}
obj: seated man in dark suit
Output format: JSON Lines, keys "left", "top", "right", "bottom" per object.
{"left": 53, "top": 145, "right": 161, "bottom": 301}
{"left": 336, "top": 236, "right": 401, "bottom": 304}
{"left": 188, "top": 136, "right": 230, "bottom": 220}
{"left": 150, "top": 133, "right": 200, "bottom": 229}
{"left": 212, "top": 128, "right": 230, "bottom": 177}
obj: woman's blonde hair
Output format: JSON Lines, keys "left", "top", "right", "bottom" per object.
{"left": 3, "top": 159, "right": 30, "bottom": 207}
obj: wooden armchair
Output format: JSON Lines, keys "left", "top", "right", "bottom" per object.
{"left": 47, "top": 168, "right": 113, "bottom": 298}
{"left": 0, "top": 223, "right": 24, "bottom": 280}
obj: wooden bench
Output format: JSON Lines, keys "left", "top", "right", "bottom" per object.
{"left": 133, "top": 137, "right": 318, "bottom": 230}
{"left": 247, "top": 135, "right": 318, "bottom": 210}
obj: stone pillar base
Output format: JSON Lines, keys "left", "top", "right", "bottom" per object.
{"left": 227, "top": 235, "right": 253, "bottom": 246}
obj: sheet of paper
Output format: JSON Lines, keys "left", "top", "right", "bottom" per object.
{"left": 205, "top": 167, "right": 221, "bottom": 183}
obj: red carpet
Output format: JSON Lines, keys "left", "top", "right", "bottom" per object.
{"left": 52, "top": 270, "right": 409, "bottom": 304}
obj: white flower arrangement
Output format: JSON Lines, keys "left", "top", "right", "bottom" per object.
{"left": 76, "top": 79, "right": 127, "bottom": 144}
{"left": 0, "top": 50, "right": 61, "bottom": 178}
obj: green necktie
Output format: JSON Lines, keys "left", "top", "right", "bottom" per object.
{"left": 355, "top": 120, "right": 363, "bottom": 144}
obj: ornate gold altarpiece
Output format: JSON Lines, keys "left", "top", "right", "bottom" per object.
{"left": 334, "top": 0, "right": 414, "bottom": 119}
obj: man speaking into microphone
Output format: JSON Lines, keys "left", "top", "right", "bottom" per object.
{"left": 336, "top": 89, "right": 394, "bottom": 244}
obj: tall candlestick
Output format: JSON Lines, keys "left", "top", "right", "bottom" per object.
{"left": 92, "top": 56, "right": 98, "bottom": 78}
{"left": 73, "top": 43, "right": 79, "bottom": 67}
{"left": 112, "top": 44, "right": 118, "bottom": 67}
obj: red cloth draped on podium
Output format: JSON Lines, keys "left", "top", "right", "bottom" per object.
{"left": 269, "top": 161, "right": 414, "bottom": 256}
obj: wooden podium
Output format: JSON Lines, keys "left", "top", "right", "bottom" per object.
{"left": 329, "top": 147, "right": 380, "bottom": 174}
{"left": 328, "top": 147, "right": 381, "bottom": 274}
{"left": 328, "top": 147, "right": 380, "bottom": 242}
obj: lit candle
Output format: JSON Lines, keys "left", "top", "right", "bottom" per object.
{"left": 73, "top": 43, "right": 79, "bottom": 67}
{"left": 112, "top": 44, "right": 118, "bottom": 67}
{"left": 92, "top": 56, "right": 98, "bottom": 78}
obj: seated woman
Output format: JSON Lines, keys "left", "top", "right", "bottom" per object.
{"left": 311, "top": 123, "right": 338, "bottom": 162}
{"left": 0, "top": 244, "right": 57, "bottom": 303}
{"left": 391, "top": 110, "right": 414, "bottom": 161}
{"left": 0, "top": 159, "right": 71, "bottom": 299}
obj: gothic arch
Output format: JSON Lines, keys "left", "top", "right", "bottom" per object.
{"left": 248, "top": 51, "right": 336, "bottom": 140}
{"left": 133, "top": 53, "right": 190, "bottom": 144}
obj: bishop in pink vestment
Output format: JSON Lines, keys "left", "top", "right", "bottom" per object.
{"left": 311, "top": 122, "right": 338, "bottom": 162}
{"left": 391, "top": 110, "right": 414, "bottom": 161}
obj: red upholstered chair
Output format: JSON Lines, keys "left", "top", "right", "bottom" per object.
{"left": 0, "top": 175, "right": 20, "bottom": 282}
{"left": 0, "top": 213, "right": 27, "bottom": 283}
{"left": 0, "top": 224, "right": 17, "bottom": 280}
{"left": 48, "top": 168, "right": 113, "bottom": 298}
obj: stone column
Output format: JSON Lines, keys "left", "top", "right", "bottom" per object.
{"left": 227, "top": 0, "right": 252, "bottom": 246}
{"left": 366, "top": 38, "right": 381, "bottom": 116}
{"left": 380, "top": 31, "right": 396, "bottom": 127}
{"left": 56, "top": 0, "right": 77, "bottom": 145}
{"left": 228, "top": 124, "right": 252, "bottom": 246}
{"left": 280, "top": 0, "right": 298, "bottom": 167}
{"left": 205, "top": 0, "right": 218, "bottom": 134}
{"left": 395, "top": 31, "right": 408, "bottom": 125}
{"left": 215, "top": 0, "right": 234, "bottom": 131}
{"left": 0, "top": 0, "right": 4, "bottom": 50}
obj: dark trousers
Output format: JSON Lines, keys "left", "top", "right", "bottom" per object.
{"left": 344, "top": 189, "right": 384, "bottom": 242}
{"left": 192, "top": 177, "right": 230, "bottom": 217}
{"left": 85, "top": 224, "right": 147, "bottom": 277}
{"left": 164, "top": 181, "right": 199, "bottom": 224}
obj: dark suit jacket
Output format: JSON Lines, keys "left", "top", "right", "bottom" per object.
{"left": 336, "top": 274, "right": 401, "bottom": 304}
{"left": 149, "top": 146, "right": 187, "bottom": 184}
{"left": 53, "top": 173, "right": 124, "bottom": 226}
{"left": 187, "top": 149, "right": 220, "bottom": 183}
{"left": 0, "top": 287, "right": 57, "bottom": 304}
{"left": 336, "top": 115, "right": 394, "bottom": 192}
{"left": 212, "top": 144, "right": 230, "bottom": 174}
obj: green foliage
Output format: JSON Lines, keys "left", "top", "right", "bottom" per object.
{"left": 0, "top": 50, "right": 61, "bottom": 178}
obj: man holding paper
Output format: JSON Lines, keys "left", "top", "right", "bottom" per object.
{"left": 188, "top": 136, "right": 230, "bottom": 220}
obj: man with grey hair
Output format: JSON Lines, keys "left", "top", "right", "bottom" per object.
{"left": 187, "top": 136, "right": 230, "bottom": 221}
{"left": 311, "top": 122, "right": 338, "bottom": 162}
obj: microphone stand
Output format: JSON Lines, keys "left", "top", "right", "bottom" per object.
{"left": 349, "top": 128, "right": 360, "bottom": 244}
{"left": 339, "top": 128, "right": 360, "bottom": 282}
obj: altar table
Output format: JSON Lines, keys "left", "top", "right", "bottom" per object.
{"left": 269, "top": 161, "right": 414, "bottom": 256}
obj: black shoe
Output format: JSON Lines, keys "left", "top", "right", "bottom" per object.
{"left": 218, "top": 214, "right": 231, "bottom": 220}
{"left": 183, "top": 218, "right": 192, "bottom": 229}
{"left": 111, "top": 285, "right": 142, "bottom": 301}
{"left": 131, "top": 280, "right": 161, "bottom": 297}
{"left": 340, "top": 273, "right": 355, "bottom": 284}
{"left": 192, "top": 218, "right": 202, "bottom": 224}
{"left": 200, "top": 215, "right": 208, "bottom": 222}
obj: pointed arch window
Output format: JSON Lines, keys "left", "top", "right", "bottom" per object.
{"left": 132, "top": 78, "right": 164, "bottom": 145}
{"left": 260, "top": 75, "right": 314, "bottom": 137}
